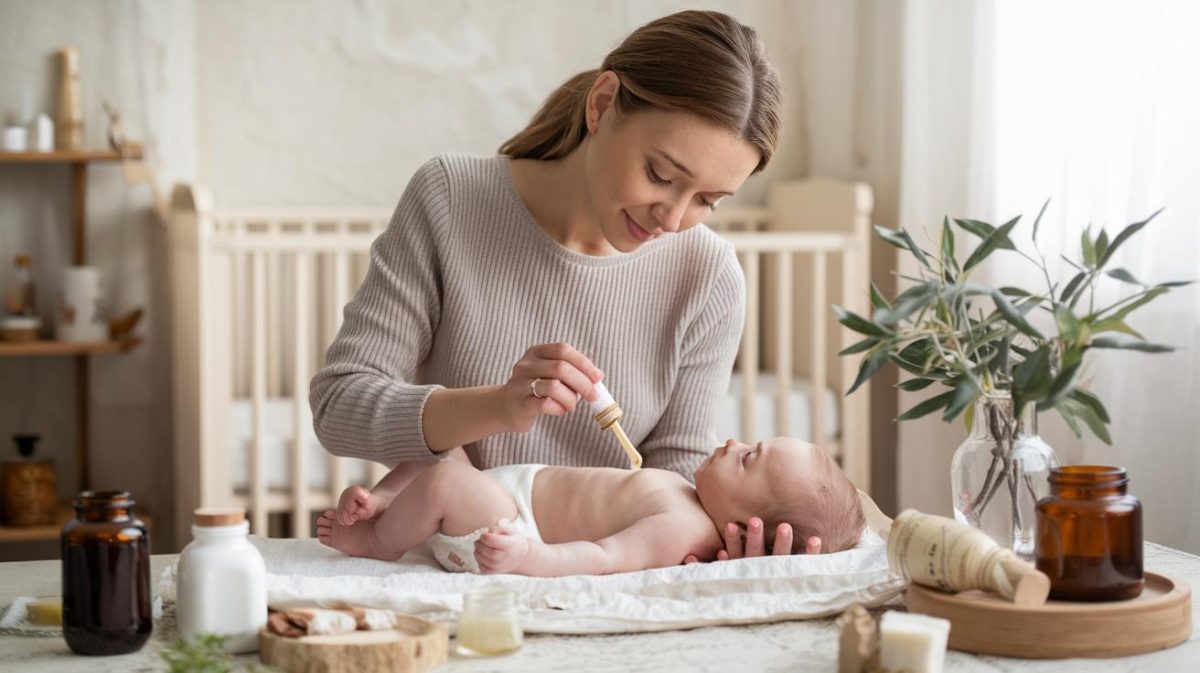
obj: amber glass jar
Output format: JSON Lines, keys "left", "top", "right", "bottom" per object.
{"left": 61, "top": 491, "right": 152, "bottom": 655}
{"left": 1035, "top": 466, "right": 1143, "bottom": 601}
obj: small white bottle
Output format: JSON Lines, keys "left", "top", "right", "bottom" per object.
{"left": 177, "top": 508, "right": 267, "bottom": 653}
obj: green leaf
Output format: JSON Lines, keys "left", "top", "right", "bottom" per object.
{"left": 1037, "top": 360, "right": 1083, "bottom": 411}
{"left": 941, "top": 216, "right": 959, "bottom": 277}
{"left": 834, "top": 305, "right": 892, "bottom": 337}
{"left": 963, "top": 216, "right": 1021, "bottom": 272}
{"left": 1031, "top": 197, "right": 1051, "bottom": 243}
{"left": 943, "top": 377, "right": 978, "bottom": 422}
{"left": 1054, "top": 304, "right": 1082, "bottom": 344}
{"left": 874, "top": 284, "right": 937, "bottom": 325}
{"left": 846, "top": 349, "right": 889, "bottom": 395}
{"left": 1090, "top": 336, "right": 1174, "bottom": 353}
{"left": 954, "top": 218, "right": 998, "bottom": 240}
{"left": 1095, "top": 229, "right": 1110, "bottom": 266}
{"left": 896, "top": 390, "right": 956, "bottom": 421}
{"left": 1059, "top": 271, "right": 1087, "bottom": 302}
{"left": 1069, "top": 388, "right": 1111, "bottom": 423}
{"left": 1105, "top": 268, "right": 1144, "bottom": 286}
{"left": 1055, "top": 402, "right": 1084, "bottom": 439}
{"left": 897, "top": 377, "right": 937, "bottom": 391}
{"left": 1060, "top": 254, "right": 1086, "bottom": 272}
{"left": 869, "top": 282, "right": 891, "bottom": 310}
{"left": 1156, "top": 280, "right": 1196, "bottom": 288}
{"left": 1013, "top": 346, "right": 1052, "bottom": 392}
{"left": 875, "top": 225, "right": 931, "bottom": 270}
{"left": 838, "top": 337, "right": 879, "bottom": 356}
{"left": 990, "top": 289, "right": 1044, "bottom": 339}
{"left": 1098, "top": 207, "right": 1163, "bottom": 268}
{"left": 1000, "top": 286, "right": 1034, "bottom": 298}
{"left": 1082, "top": 226, "right": 1097, "bottom": 268}
{"left": 1090, "top": 319, "right": 1145, "bottom": 339}
{"left": 1072, "top": 397, "right": 1113, "bottom": 445}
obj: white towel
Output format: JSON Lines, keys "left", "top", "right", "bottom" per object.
{"left": 156, "top": 522, "right": 904, "bottom": 635}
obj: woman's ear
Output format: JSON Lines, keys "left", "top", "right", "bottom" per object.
{"left": 585, "top": 70, "right": 622, "bottom": 133}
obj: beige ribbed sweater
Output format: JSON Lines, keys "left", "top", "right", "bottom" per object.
{"left": 309, "top": 154, "right": 745, "bottom": 479}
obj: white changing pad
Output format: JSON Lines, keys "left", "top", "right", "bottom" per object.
{"left": 159, "top": 521, "right": 903, "bottom": 635}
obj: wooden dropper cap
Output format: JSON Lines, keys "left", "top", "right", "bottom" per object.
{"left": 194, "top": 507, "right": 246, "bottom": 527}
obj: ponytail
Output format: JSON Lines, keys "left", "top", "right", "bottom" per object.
{"left": 499, "top": 69, "right": 600, "bottom": 161}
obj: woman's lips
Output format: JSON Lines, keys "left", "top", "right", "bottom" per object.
{"left": 624, "top": 210, "right": 652, "bottom": 242}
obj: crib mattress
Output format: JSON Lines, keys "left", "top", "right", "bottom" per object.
{"left": 229, "top": 374, "right": 841, "bottom": 490}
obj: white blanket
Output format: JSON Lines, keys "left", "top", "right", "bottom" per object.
{"left": 215, "top": 525, "right": 904, "bottom": 635}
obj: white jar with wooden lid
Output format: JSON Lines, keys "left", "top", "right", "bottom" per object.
{"left": 176, "top": 507, "right": 267, "bottom": 652}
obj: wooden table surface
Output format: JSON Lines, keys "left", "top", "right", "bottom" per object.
{"left": 1, "top": 544, "right": 1197, "bottom": 672}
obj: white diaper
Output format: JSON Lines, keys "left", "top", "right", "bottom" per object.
{"left": 428, "top": 464, "right": 545, "bottom": 574}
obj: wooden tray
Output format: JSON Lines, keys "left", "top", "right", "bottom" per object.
{"left": 905, "top": 572, "right": 1192, "bottom": 659}
{"left": 259, "top": 613, "right": 448, "bottom": 673}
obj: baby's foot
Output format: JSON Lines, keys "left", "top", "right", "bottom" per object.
{"left": 317, "top": 510, "right": 396, "bottom": 560}
{"left": 336, "top": 485, "right": 380, "bottom": 526}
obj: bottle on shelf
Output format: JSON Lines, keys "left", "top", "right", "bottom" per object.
{"left": 4, "top": 254, "right": 36, "bottom": 316}
{"left": 55, "top": 47, "right": 83, "bottom": 151}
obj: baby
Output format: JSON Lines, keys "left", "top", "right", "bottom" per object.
{"left": 316, "top": 437, "right": 865, "bottom": 576}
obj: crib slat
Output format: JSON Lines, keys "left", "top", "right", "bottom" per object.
{"left": 811, "top": 253, "right": 828, "bottom": 453}
{"left": 841, "top": 241, "right": 869, "bottom": 489}
{"left": 774, "top": 251, "right": 793, "bottom": 437}
{"left": 291, "top": 251, "right": 311, "bottom": 538}
{"left": 266, "top": 225, "right": 282, "bottom": 398}
{"left": 250, "top": 252, "right": 269, "bottom": 536}
{"left": 739, "top": 251, "right": 759, "bottom": 441}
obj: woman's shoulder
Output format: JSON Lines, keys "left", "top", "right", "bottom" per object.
{"left": 425, "top": 152, "right": 509, "bottom": 191}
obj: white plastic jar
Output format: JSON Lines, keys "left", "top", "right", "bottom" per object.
{"left": 176, "top": 507, "right": 267, "bottom": 653}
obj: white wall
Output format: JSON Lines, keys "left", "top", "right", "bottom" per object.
{"left": 0, "top": 0, "right": 906, "bottom": 553}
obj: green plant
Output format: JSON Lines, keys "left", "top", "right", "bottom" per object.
{"left": 835, "top": 201, "right": 1191, "bottom": 441}
{"left": 160, "top": 634, "right": 275, "bottom": 673}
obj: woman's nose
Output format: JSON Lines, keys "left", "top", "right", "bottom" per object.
{"left": 650, "top": 199, "right": 686, "bottom": 233}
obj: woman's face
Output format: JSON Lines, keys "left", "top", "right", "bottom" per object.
{"left": 582, "top": 73, "right": 763, "bottom": 253}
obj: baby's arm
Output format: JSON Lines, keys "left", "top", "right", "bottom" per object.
{"left": 475, "top": 512, "right": 702, "bottom": 577}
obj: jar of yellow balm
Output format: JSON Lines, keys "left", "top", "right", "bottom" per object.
{"left": 456, "top": 586, "right": 523, "bottom": 656}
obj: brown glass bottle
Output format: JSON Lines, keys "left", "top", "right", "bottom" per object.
{"left": 1035, "top": 466, "right": 1143, "bottom": 601}
{"left": 61, "top": 491, "right": 152, "bottom": 655}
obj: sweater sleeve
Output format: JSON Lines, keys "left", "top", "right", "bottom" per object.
{"left": 309, "top": 158, "right": 449, "bottom": 464}
{"left": 639, "top": 249, "right": 746, "bottom": 480}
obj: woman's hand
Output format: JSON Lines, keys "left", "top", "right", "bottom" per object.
{"left": 683, "top": 518, "right": 822, "bottom": 564}
{"left": 498, "top": 342, "right": 604, "bottom": 433}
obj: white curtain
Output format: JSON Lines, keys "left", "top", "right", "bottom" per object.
{"left": 899, "top": 0, "right": 1200, "bottom": 554}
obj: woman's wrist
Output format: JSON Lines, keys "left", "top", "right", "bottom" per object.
{"left": 422, "top": 385, "right": 512, "bottom": 451}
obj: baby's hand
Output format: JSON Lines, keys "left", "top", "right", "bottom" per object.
{"left": 336, "top": 485, "right": 379, "bottom": 526}
{"left": 475, "top": 519, "right": 531, "bottom": 574}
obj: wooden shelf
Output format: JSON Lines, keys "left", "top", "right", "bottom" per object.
{"left": 0, "top": 503, "right": 152, "bottom": 543}
{"left": 0, "top": 149, "right": 141, "bottom": 164}
{"left": 0, "top": 337, "right": 142, "bottom": 357}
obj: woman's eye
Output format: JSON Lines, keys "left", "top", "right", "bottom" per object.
{"left": 699, "top": 197, "right": 717, "bottom": 210}
{"left": 646, "top": 163, "right": 671, "bottom": 186}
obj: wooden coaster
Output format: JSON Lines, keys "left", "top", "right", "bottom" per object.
{"left": 905, "top": 572, "right": 1192, "bottom": 659}
{"left": 259, "top": 613, "right": 448, "bottom": 673}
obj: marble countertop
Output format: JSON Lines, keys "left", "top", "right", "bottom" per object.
{"left": 1, "top": 543, "right": 1196, "bottom": 672}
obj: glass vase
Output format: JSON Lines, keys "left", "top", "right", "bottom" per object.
{"left": 951, "top": 396, "right": 1059, "bottom": 558}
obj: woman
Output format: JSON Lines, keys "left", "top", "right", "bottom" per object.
{"left": 311, "top": 10, "right": 815, "bottom": 559}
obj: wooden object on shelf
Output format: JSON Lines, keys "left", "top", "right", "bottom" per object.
{"left": 1, "top": 461, "right": 56, "bottom": 526}
{"left": 0, "top": 149, "right": 140, "bottom": 163}
{"left": 55, "top": 47, "right": 83, "bottom": 151}
{"left": 905, "top": 571, "right": 1192, "bottom": 659}
{"left": 259, "top": 613, "right": 448, "bottom": 673}
{"left": 0, "top": 337, "right": 141, "bottom": 357}
{"left": 0, "top": 503, "right": 152, "bottom": 543}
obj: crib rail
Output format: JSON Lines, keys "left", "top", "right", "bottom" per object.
{"left": 170, "top": 184, "right": 871, "bottom": 542}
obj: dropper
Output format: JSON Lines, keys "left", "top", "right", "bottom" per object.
{"left": 590, "top": 382, "right": 643, "bottom": 469}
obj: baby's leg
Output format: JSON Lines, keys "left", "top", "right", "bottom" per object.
{"left": 320, "top": 460, "right": 518, "bottom": 561}
{"left": 333, "top": 447, "right": 472, "bottom": 525}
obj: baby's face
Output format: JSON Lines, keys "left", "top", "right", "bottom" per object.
{"left": 693, "top": 437, "right": 821, "bottom": 532}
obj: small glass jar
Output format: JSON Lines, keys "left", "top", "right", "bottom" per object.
{"left": 1035, "top": 466, "right": 1143, "bottom": 601}
{"left": 61, "top": 491, "right": 152, "bottom": 655}
{"left": 456, "top": 585, "right": 523, "bottom": 656}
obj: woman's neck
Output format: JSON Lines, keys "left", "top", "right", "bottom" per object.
{"left": 510, "top": 149, "right": 617, "bottom": 256}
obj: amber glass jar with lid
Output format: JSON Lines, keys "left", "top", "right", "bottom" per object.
{"left": 61, "top": 491, "right": 152, "bottom": 655}
{"left": 1035, "top": 466, "right": 1143, "bottom": 601}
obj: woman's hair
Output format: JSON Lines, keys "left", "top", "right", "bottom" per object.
{"left": 499, "top": 10, "right": 782, "bottom": 173}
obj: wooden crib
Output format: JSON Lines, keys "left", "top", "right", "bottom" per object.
{"left": 168, "top": 178, "right": 873, "bottom": 546}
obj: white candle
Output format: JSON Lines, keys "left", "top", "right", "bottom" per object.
{"left": 879, "top": 611, "right": 951, "bottom": 673}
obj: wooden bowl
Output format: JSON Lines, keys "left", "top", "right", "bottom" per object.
{"left": 259, "top": 613, "right": 448, "bottom": 673}
{"left": 905, "top": 572, "right": 1192, "bottom": 658}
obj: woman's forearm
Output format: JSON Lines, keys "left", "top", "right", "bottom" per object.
{"left": 422, "top": 385, "right": 512, "bottom": 451}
